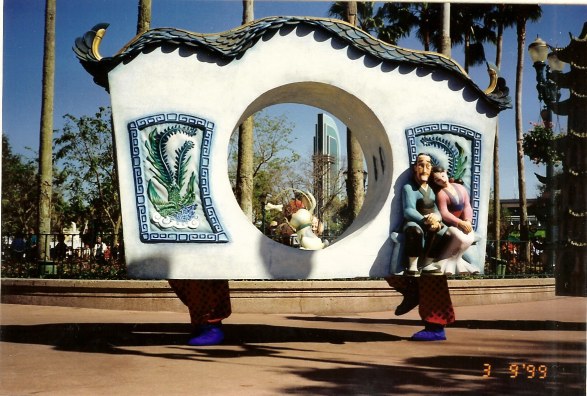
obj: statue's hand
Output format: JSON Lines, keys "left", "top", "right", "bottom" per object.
{"left": 458, "top": 220, "right": 473, "bottom": 234}
{"left": 427, "top": 221, "right": 441, "bottom": 232}
{"left": 427, "top": 213, "right": 442, "bottom": 224}
{"left": 424, "top": 214, "right": 441, "bottom": 232}
{"left": 423, "top": 214, "right": 441, "bottom": 230}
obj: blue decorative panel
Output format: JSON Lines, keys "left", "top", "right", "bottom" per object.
{"left": 405, "top": 123, "right": 482, "bottom": 229}
{"left": 128, "top": 113, "right": 228, "bottom": 243}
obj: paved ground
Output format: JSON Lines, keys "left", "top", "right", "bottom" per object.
{"left": 0, "top": 297, "right": 585, "bottom": 395}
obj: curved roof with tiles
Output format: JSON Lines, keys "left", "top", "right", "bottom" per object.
{"left": 74, "top": 16, "right": 511, "bottom": 111}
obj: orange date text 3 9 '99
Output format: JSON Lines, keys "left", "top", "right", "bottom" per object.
{"left": 482, "top": 363, "right": 548, "bottom": 379}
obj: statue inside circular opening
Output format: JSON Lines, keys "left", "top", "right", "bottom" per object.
{"left": 228, "top": 103, "right": 372, "bottom": 251}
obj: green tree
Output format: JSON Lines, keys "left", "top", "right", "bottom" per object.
{"left": 2, "top": 136, "right": 39, "bottom": 236}
{"left": 329, "top": 2, "right": 383, "bottom": 33}
{"left": 54, "top": 107, "right": 121, "bottom": 245}
{"left": 484, "top": 4, "right": 518, "bottom": 68}
{"left": 2, "top": 135, "right": 70, "bottom": 242}
{"left": 229, "top": 111, "right": 301, "bottom": 227}
{"left": 487, "top": 194, "right": 512, "bottom": 241}
{"left": 449, "top": 4, "right": 496, "bottom": 73}
{"left": 391, "top": 3, "right": 443, "bottom": 51}
{"left": 229, "top": 112, "right": 301, "bottom": 226}
{"left": 379, "top": 3, "right": 435, "bottom": 46}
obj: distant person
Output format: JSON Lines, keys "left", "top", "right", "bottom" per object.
{"left": 53, "top": 234, "right": 68, "bottom": 261}
{"left": 26, "top": 228, "right": 38, "bottom": 260}
{"left": 110, "top": 242, "right": 121, "bottom": 260}
{"left": 93, "top": 236, "right": 107, "bottom": 263}
{"left": 10, "top": 233, "right": 27, "bottom": 261}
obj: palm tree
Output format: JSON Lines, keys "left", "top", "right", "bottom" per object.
{"left": 402, "top": 3, "right": 443, "bottom": 51}
{"left": 440, "top": 3, "right": 451, "bottom": 57}
{"left": 513, "top": 5, "right": 542, "bottom": 263}
{"left": 137, "top": 0, "right": 151, "bottom": 34}
{"left": 449, "top": 4, "right": 496, "bottom": 73}
{"left": 328, "top": 2, "right": 366, "bottom": 220}
{"left": 376, "top": 2, "right": 417, "bottom": 45}
{"left": 484, "top": 4, "right": 518, "bottom": 257}
{"left": 329, "top": 1, "right": 381, "bottom": 32}
{"left": 242, "top": 0, "right": 254, "bottom": 23}
{"left": 38, "top": 0, "right": 56, "bottom": 262}
{"left": 486, "top": 4, "right": 518, "bottom": 68}
{"left": 235, "top": 0, "right": 255, "bottom": 221}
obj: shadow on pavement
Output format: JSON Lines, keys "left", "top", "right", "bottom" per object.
{"left": 280, "top": 355, "right": 586, "bottom": 396}
{"left": 0, "top": 322, "right": 401, "bottom": 352}
{"left": 284, "top": 316, "right": 586, "bottom": 332}
{"left": 1, "top": 321, "right": 584, "bottom": 395}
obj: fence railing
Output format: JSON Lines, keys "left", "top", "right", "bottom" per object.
{"left": 1, "top": 234, "right": 553, "bottom": 280}
{"left": 484, "top": 239, "right": 553, "bottom": 278}
{"left": 1, "top": 233, "right": 126, "bottom": 279}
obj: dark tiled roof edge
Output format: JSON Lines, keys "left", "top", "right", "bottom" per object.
{"left": 74, "top": 16, "right": 511, "bottom": 111}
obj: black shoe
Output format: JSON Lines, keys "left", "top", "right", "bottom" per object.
{"left": 395, "top": 293, "right": 419, "bottom": 316}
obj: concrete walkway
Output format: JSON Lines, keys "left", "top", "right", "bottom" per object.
{"left": 1, "top": 297, "right": 585, "bottom": 395}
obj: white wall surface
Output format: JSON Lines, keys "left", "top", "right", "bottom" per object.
{"left": 109, "top": 28, "right": 497, "bottom": 279}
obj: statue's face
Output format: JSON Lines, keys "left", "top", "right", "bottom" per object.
{"left": 414, "top": 155, "right": 432, "bottom": 184}
{"left": 432, "top": 170, "right": 449, "bottom": 188}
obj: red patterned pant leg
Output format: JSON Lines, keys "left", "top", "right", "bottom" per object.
{"left": 168, "top": 279, "right": 232, "bottom": 326}
{"left": 418, "top": 275, "right": 455, "bottom": 326}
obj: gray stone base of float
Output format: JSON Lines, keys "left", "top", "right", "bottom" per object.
{"left": 1, "top": 278, "right": 555, "bottom": 314}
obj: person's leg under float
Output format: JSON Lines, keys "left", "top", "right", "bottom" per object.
{"left": 385, "top": 223, "right": 423, "bottom": 315}
{"left": 411, "top": 228, "right": 455, "bottom": 340}
{"left": 385, "top": 276, "right": 419, "bottom": 315}
{"left": 412, "top": 274, "right": 455, "bottom": 341}
{"left": 385, "top": 274, "right": 454, "bottom": 341}
{"left": 168, "top": 279, "right": 231, "bottom": 346}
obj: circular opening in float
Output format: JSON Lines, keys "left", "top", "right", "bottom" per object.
{"left": 228, "top": 82, "right": 393, "bottom": 250}
{"left": 228, "top": 103, "right": 367, "bottom": 248}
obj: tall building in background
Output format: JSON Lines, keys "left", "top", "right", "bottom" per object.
{"left": 313, "top": 113, "right": 342, "bottom": 221}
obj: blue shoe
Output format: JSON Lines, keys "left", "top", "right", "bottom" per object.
{"left": 188, "top": 324, "right": 224, "bottom": 346}
{"left": 410, "top": 328, "right": 446, "bottom": 341}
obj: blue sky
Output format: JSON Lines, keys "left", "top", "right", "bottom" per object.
{"left": 3, "top": 0, "right": 586, "bottom": 199}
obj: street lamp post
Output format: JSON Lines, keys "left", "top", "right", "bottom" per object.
{"left": 528, "top": 36, "right": 563, "bottom": 275}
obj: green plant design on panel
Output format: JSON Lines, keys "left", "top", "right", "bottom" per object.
{"left": 144, "top": 125, "right": 199, "bottom": 222}
{"left": 451, "top": 142, "right": 468, "bottom": 182}
{"left": 420, "top": 135, "right": 468, "bottom": 181}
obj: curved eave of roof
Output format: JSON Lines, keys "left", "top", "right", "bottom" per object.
{"left": 554, "top": 42, "right": 587, "bottom": 64}
{"left": 73, "top": 16, "right": 511, "bottom": 111}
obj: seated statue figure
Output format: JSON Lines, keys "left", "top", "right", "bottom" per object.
{"left": 430, "top": 166, "right": 479, "bottom": 275}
